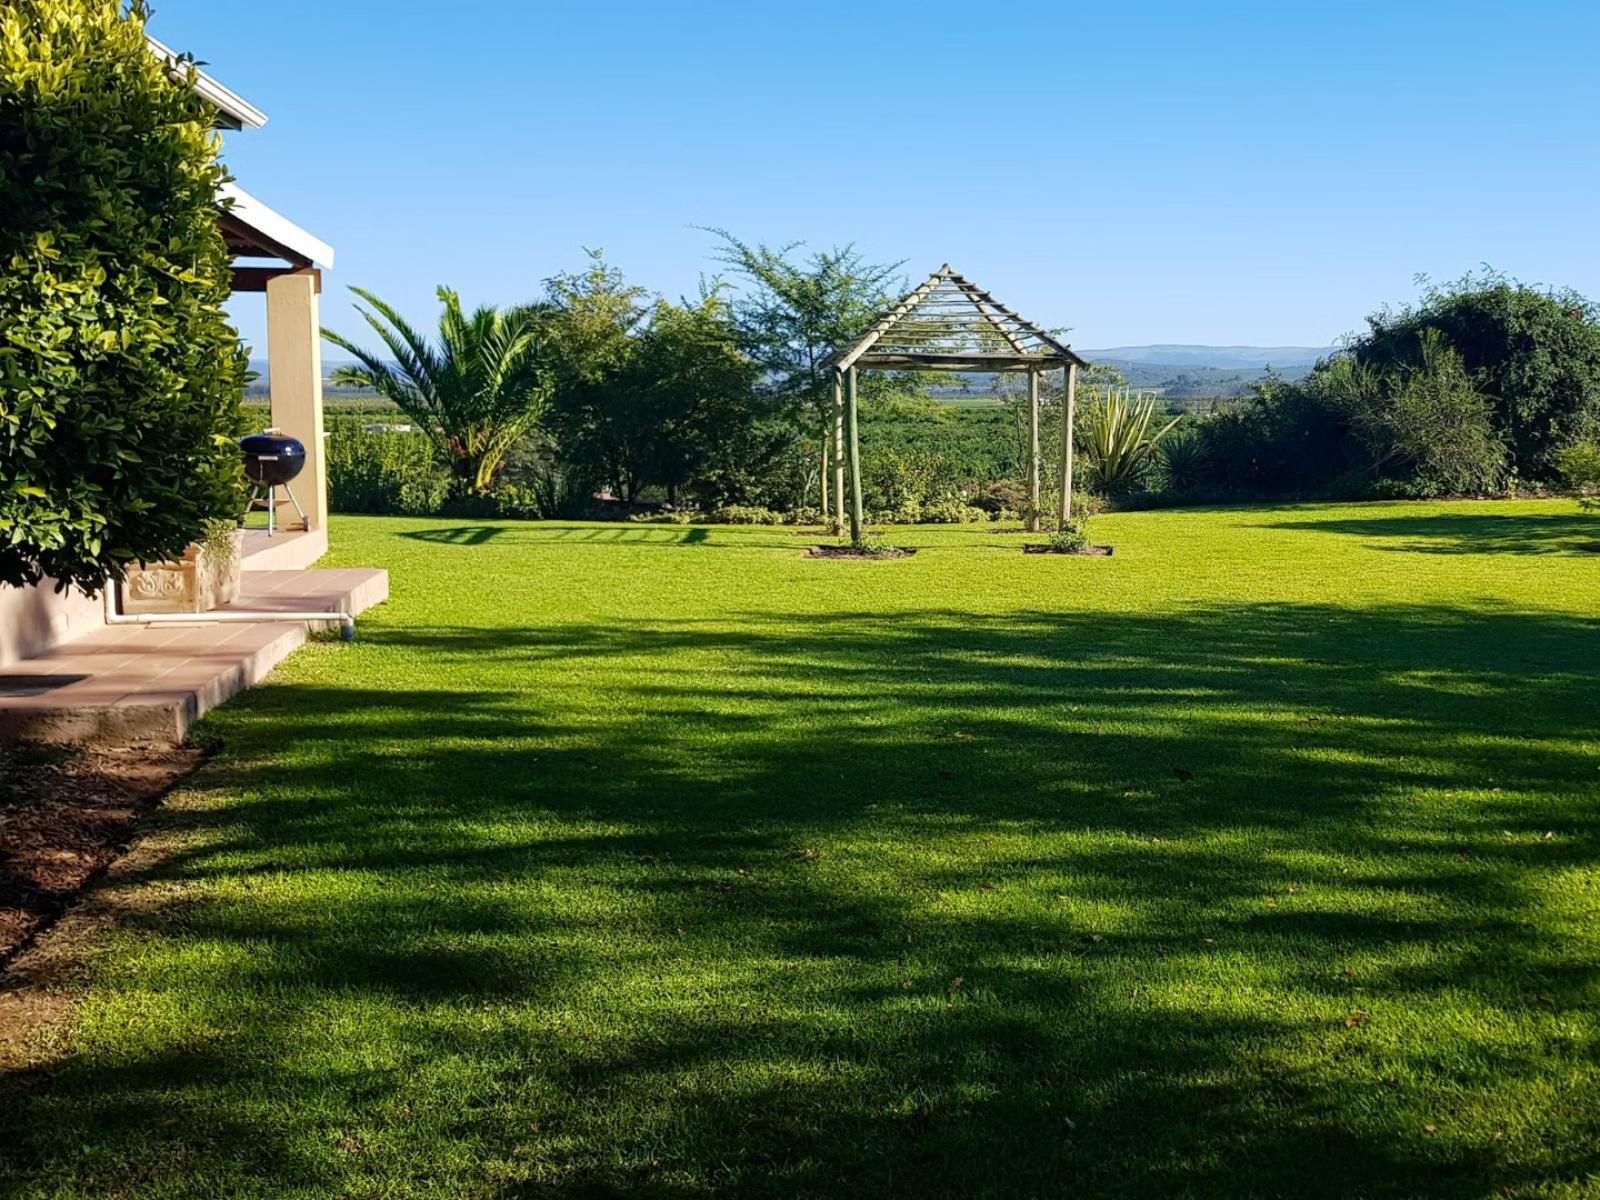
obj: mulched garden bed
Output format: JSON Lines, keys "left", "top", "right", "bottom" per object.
{"left": 807, "top": 545, "right": 918, "bottom": 560}
{"left": 0, "top": 744, "right": 205, "bottom": 971}
{"left": 1022, "top": 544, "right": 1115, "bottom": 556}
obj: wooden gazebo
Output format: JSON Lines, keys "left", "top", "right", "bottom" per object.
{"left": 825, "top": 266, "right": 1090, "bottom": 542}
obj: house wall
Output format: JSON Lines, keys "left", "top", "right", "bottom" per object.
{"left": 0, "top": 580, "right": 104, "bottom": 669}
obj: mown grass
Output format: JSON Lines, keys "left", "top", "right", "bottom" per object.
{"left": 4, "top": 501, "right": 1599, "bottom": 1198}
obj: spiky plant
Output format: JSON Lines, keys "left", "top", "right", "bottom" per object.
{"left": 1080, "top": 389, "right": 1181, "bottom": 494}
{"left": 323, "top": 287, "right": 551, "bottom": 493}
{"left": 1155, "top": 428, "right": 1210, "bottom": 493}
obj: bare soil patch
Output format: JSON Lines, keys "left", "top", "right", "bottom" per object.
{"left": 806, "top": 545, "right": 918, "bottom": 560}
{"left": 0, "top": 744, "right": 205, "bottom": 971}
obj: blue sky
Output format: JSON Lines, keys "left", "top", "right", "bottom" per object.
{"left": 150, "top": 0, "right": 1600, "bottom": 356}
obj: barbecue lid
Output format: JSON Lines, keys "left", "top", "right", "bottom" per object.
{"left": 240, "top": 430, "right": 306, "bottom": 458}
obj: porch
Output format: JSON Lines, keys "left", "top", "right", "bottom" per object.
{"left": 0, "top": 535, "right": 386, "bottom": 748}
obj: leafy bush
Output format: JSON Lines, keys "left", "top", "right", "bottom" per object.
{"left": 1318, "top": 331, "right": 1505, "bottom": 496}
{"left": 969, "top": 478, "right": 1027, "bottom": 515}
{"left": 0, "top": 0, "right": 249, "bottom": 591}
{"left": 704, "top": 505, "right": 785, "bottom": 525}
{"left": 1557, "top": 441, "right": 1600, "bottom": 509}
{"left": 1356, "top": 270, "right": 1600, "bottom": 475}
{"left": 1046, "top": 516, "right": 1092, "bottom": 553}
{"left": 326, "top": 421, "right": 449, "bottom": 515}
{"left": 919, "top": 498, "right": 990, "bottom": 524}
{"left": 786, "top": 507, "right": 823, "bottom": 526}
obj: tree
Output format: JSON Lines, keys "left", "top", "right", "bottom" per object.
{"left": 539, "top": 253, "right": 651, "bottom": 499}
{"left": 0, "top": 0, "right": 249, "bottom": 592}
{"left": 1354, "top": 270, "right": 1600, "bottom": 476}
{"left": 628, "top": 289, "right": 771, "bottom": 507}
{"left": 322, "top": 287, "right": 550, "bottom": 493}
{"left": 704, "top": 230, "right": 910, "bottom": 512}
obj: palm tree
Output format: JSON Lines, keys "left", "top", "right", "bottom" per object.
{"left": 323, "top": 287, "right": 551, "bottom": 493}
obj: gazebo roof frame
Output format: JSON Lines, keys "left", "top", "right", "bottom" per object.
{"left": 828, "top": 265, "right": 1089, "bottom": 374}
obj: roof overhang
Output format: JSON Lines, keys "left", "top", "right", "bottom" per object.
{"left": 146, "top": 36, "right": 267, "bottom": 130}
{"left": 219, "top": 183, "right": 334, "bottom": 271}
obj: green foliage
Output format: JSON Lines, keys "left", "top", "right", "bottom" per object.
{"left": 540, "top": 252, "right": 651, "bottom": 498}
{"left": 706, "top": 229, "right": 904, "bottom": 421}
{"left": 1317, "top": 330, "right": 1505, "bottom": 496}
{"left": 918, "top": 497, "right": 989, "bottom": 524}
{"left": 1154, "top": 428, "right": 1210, "bottom": 492}
{"left": 1080, "top": 389, "right": 1181, "bottom": 494}
{"left": 325, "top": 419, "right": 450, "bottom": 516}
{"left": 542, "top": 256, "right": 788, "bottom": 508}
{"left": 1046, "top": 515, "right": 1093, "bottom": 552}
{"left": 1357, "top": 270, "right": 1600, "bottom": 473}
{"left": 704, "top": 504, "right": 785, "bottom": 525}
{"left": 1556, "top": 441, "right": 1600, "bottom": 509}
{"left": 0, "top": 0, "right": 249, "bottom": 591}
{"left": 322, "top": 286, "right": 551, "bottom": 493}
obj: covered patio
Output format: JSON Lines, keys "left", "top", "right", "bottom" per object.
{"left": 0, "top": 38, "right": 383, "bottom": 744}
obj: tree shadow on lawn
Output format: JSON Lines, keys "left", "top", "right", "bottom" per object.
{"left": 3, "top": 602, "right": 1599, "bottom": 1197}
{"left": 400, "top": 524, "right": 782, "bottom": 550}
{"left": 1257, "top": 510, "right": 1600, "bottom": 555}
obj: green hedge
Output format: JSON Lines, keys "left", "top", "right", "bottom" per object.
{"left": 0, "top": 0, "right": 248, "bottom": 590}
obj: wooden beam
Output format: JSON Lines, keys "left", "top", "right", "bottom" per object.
{"left": 232, "top": 266, "right": 320, "bottom": 294}
{"left": 1059, "top": 362, "right": 1078, "bottom": 525}
{"left": 853, "top": 352, "right": 1071, "bottom": 371}
{"left": 832, "top": 267, "right": 951, "bottom": 373}
{"left": 846, "top": 367, "right": 864, "bottom": 543}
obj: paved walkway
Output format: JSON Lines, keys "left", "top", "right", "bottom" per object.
{"left": 0, "top": 566, "right": 386, "bottom": 747}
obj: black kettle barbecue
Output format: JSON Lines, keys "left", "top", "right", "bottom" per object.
{"left": 239, "top": 429, "right": 307, "bottom": 536}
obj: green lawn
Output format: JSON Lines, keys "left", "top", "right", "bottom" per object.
{"left": 5, "top": 502, "right": 1600, "bottom": 1198}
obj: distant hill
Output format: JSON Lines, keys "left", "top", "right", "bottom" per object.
{"left": 1081, "top": 345, "right": 1334, "bottom": 370}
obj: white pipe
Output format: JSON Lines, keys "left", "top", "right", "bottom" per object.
{"left": 105, "top": 590, "right": 356, "bottom": 641}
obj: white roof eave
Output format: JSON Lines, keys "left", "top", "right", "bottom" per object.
{"left": 146, "top": 35, "right": 268, "bottom": 130}
{"left": 220, "top": 182, "right": 335, "bottom": 269}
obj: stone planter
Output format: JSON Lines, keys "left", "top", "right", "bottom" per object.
{"left": 121, "top": 528, "right": 244, "bottom": 614}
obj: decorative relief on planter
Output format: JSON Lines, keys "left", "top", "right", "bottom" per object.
{"left": 121, "top": 529, "right": 244, "bottom": 614}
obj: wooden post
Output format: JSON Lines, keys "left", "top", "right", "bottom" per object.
{"left": 831, "top": 368, "right": 846, "bottom": 530}
{"left": 819, "top": 435, "right": 829, "bottom": 519}
{"left": 1026, "top": 368, "right": 1041, "bottom": 532}
{"left": 1058, "top": 362, "right": 1078, "bottom": 525}
{"left": 846, "top": 366, "right": 864, "bottom": 544}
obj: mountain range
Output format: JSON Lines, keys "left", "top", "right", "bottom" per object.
{"left": 1079, "top": 345, "right": 1334, "bottom": 370}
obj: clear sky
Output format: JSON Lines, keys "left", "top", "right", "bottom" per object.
{"left": 149, "top": 0, "right": 1600, "bottom": 356}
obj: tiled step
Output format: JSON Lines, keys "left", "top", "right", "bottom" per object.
{"left": 0, "top": 567, "right": 387, "bottom": 748}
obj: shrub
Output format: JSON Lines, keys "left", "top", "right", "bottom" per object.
{"left": 484, "top": 481, "right": 545, "bottom": 520}
{"left": 705, "top": 505, "right": 784, "bottom": 525}
{"left": 1355, "top": 270, "right": 1600, "bottom": 475}
{"left": 1155, "top": 429, "right": 1210, "bottom": 492}
{"left": 786, "top": 507, "right": 823, "bottom": 526}
{"left": 326, "top": 420, "right": 449, "bottom": 515}
{"left": 1557, "top": 441, "right": 1600, "bottom": 509}
{"left": 969, "top": 478, "right": 1027, "bottom": 515}
{"left": 1320, "top": 331, "right": 1505, "bottom": 496}
{"left": 1047, "top": 516, "right": 1093, "bottom": 553}
{"left": 919, "top": 498, "right": 990, "bottom": 524}
{"left": 0, "top": 0, "right": 249, "bottom": 591}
